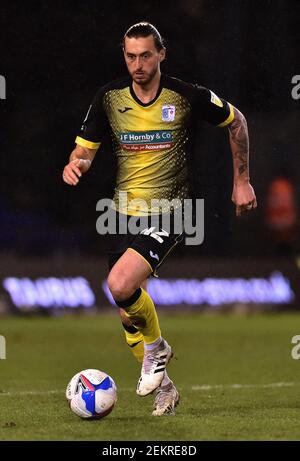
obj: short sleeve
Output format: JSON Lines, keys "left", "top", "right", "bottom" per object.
{"left": 193, "top": 85, "right": 234, "bottom": 127}
{"left": 75, "top": 88, "right": 109, "bottom": 149}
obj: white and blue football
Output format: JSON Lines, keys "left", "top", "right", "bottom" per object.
{"left": 66, "top": 369, "right": 117, "bottom": 419}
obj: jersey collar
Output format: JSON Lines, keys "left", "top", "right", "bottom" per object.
{"left": 129, "top": 74, "right": 164, "bottom": 107}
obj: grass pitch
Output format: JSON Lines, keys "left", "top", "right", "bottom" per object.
{"left": 0, "top": 311, "right": 300, "bottom": 441}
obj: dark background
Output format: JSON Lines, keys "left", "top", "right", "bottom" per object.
{"left": 0, "top": 0, "right": 299, "bottom": 259}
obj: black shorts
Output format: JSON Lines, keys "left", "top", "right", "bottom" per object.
{"left": 106, "top": 211, "right": 184, "bottom": 277}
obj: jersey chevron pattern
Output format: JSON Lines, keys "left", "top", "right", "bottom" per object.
{"left": 75, "top": 75, "right": 234, "bottom": 215}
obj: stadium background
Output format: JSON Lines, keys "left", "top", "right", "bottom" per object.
{"left": 0, "top": 0, "right": 300, "bottom": 441}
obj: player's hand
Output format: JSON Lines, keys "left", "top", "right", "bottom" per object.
{"left": 62, "top": 159, "right": 91, "bottom": 186}
{"left": 232, "top": 180, "right": 257, "bottom": 216}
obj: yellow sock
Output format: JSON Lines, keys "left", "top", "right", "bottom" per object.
{"left": 124, "top": 288, "right": 161, "bottom": 345}
{"left": 124, "top": 330, "right": 144, "bottom": 363}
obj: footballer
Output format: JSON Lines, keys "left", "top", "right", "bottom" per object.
{"left": 63, "top": 22, "right": 257, "bottom": 416}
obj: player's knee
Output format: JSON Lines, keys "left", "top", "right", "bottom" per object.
{"left": 107, "top": 271, "right": 138, "bottom": 302}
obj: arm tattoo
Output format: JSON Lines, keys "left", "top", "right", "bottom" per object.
{"left": 228, "top": 107, "right": 250, "bottom": 182}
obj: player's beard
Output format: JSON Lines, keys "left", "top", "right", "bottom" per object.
{"left": 131, "top": 66, "right": 158, "bottom": 86}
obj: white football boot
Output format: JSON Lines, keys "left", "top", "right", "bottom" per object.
{"left": 152, "top": 380, "right": 180, "bottom": 416}
{"left": 136, "top": 338, "right": 173, "bottom": 396}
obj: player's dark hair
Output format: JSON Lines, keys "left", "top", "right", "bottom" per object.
{"left": 123, "top": 22, "right": 165, "bottom": 51}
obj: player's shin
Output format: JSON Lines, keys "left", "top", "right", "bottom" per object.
{"left": 116, "top": 288, "right": 173, "bottom": 395}
{"left": 117, "top": 288, "right": 161, "bottom": 345}
{"left": 122, "top": 322, "right": 144, "bottom": 363}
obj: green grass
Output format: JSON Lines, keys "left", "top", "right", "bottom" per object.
{"left": 1, "top": 311, "right": 300, "bottom": 440}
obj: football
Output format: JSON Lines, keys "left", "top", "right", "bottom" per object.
{"left": 66, "top": 369, "right": 117, "bottom": 419}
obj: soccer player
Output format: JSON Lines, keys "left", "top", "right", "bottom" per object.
{"left": 63, "top": 22, "right": 257, "bottom": 416}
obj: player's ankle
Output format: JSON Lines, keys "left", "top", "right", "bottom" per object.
{"left": 144, "top": 337, "right": 162, "bottom": 351}
{"left": 160, "top": 371, "right": 172, "bottom": 387}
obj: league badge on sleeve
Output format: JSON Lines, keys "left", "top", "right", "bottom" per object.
{"left": 209, "top": 90, "right": 223, "bottom": 108}
{"left": 162, "top": 105, "right": 176, "bottom": 122}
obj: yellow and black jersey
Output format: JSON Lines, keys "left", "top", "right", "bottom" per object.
{"left": 75, "top": 74, "right": 234, "bottom": 215}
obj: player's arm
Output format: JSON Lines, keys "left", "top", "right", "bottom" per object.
{"left": 63, "top": 144, "right": 98, "bottom": 186}
{"left": 63, "top": 87, "right": 107, "bottom": 186}
{"left": 193, "top": 84, "right": 257, "bottom": 216}
{"left": 228, "top": 107, "right": 257, "bottom": 216}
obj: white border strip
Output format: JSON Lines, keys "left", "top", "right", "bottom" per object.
{"left": 0, "top": 382, "right": 298, "bottom": 397}
{"left": 191, "top": 382, "right": 297, "bottom": 391}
